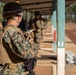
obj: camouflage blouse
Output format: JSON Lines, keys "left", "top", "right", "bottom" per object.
{"left": 3, "top": 25, "right": 38, "bottom": 59}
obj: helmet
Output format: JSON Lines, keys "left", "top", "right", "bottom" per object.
{"left": 34, "top": 11, "right": 41, "bottom": 16}
{"left": 3, "top": 2, "right": 23, "bottom": 18}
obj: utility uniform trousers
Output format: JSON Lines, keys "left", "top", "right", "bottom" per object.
{"left": 0, "top": 63, "right": 28, "bottom": 75}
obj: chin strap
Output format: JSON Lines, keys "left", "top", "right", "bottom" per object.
{"left": 12, "top": 18, "right": 20, "bottom": 24}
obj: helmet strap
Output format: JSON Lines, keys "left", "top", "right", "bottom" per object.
{"left": 18, "top": 17, "right": 19, "bottom": 20}
{"left": 12, "top": 18, "right": 20, "bottom": 24}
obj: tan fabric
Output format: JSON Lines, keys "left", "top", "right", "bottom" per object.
{"left": 35, "top": 33, "right": 42, "bottom": 39}
{"left": 35, "top": 39, "right": 41, "bottom": 43}
{"left": 0, "top": 25, "right": 24, "bottom": 64}
{"left": 0, "top": 44, "right": 12, "bottom": 64}
{"left": 37, "top": 29, "right": 41, "bottom": 33}
{"left": 36, "top": 20, "right": 45, "bottom": 29}
{"left": 8, "top": 62, "right": 23, "bottom": 69}
{"left": 3, "top": 62, "right": 28, "bottom": 75}
{"left": 0, "top": 23, "right": 12, "bottom": 64}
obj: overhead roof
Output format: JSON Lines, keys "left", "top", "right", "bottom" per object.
{"left": 0, "top": 0, "right": 76, "bottom": 15}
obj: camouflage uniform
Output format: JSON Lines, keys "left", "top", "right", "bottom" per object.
{"left": 32, "top": 18, "right": 45, "bottom": 49}
{"left": 0, "top": 63, "right": 27, "bottom": 75}
{"left": 0, "top": 2, "right": 38, "bottom": 75}
{"left": 0, "top": 25, "right": 38, "bottom": 75}
{"left": 35, "top": 20, "right": 45, "bottom": 42}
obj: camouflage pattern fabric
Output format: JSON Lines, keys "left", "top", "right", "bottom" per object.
{"left": 35, "top": 20, "right": 45, "bottom": 41}
{"left": 30, "top": 19, "right": 45, "bottom": 50}
{"left": 36, "top": 20, "right": 45, "bottom": 29}
{"left": 35, "top": 33, "right": 42, "bottom": 39}
{"left": 31, "top": 43, "right": 39, "bottom": 53}
{"left": 0, "top": 63, "right": 27, "bottom": 75}
{"left": 3, "top": 25, "right": 38, "bottom": 59}
{"left": 34, "top": 20, "right": 45, "bottom": 42}
{"left": 35, "top": 39, "right": 41, "bottom": 43}
{"left": 0, "top": 25, "right": 38, "bottom": 75}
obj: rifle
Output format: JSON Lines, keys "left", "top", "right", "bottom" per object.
{"left": 24, "top": 57, "right": 37, "bottom": 75}
{"left": 24, "top": 29, "right": 35, "bottom": 44}
{"left": 24, "top": 29, "right": 35, "bottom": 35}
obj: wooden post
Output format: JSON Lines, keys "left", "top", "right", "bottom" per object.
{"left": 53, "top": 11, "right": 57, "bottom": 52}
{"left": 57, "top": 0, "right": 65, "bottom": 75}
{"left": 51, "top": 0, "right": 57, "bottom": 52}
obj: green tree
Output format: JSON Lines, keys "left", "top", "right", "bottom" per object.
{"left": 0, "top": 2, "right": 5, "bottom": 22}
{"left": 66, "top": 1, "right": 76, "bottom": 23}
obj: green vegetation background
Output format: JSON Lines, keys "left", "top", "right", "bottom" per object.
{"left": 0, "top": 2, "right": 5, "bottom": 22}
{"left": 66, "top": 1, "right": 76, "bottom": 23}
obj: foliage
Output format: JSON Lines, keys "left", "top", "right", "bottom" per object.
{"left": 66, "top": 2, "right": 76, "bottom": 13}
{"left": 66, "top": 1, "right": 76, "bottom": 23}
{"left": 0, "top": 2, "right": 5, "bottom": 22}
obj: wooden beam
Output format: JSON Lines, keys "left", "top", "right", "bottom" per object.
{"left": 20, "top": 1, "right": 53, "bottom": 6}
{"left": 28, "top": 9, "right": 51, "bottom": 12}
{"left": 23, "top": 6, "right": 52, "bottom": 11}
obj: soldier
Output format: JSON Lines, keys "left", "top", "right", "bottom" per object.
{"left": 29, "top": 11, "right": 45, "bottom": 50}
{"left": 0, "top": 2, "right": 38, "bottom": 75}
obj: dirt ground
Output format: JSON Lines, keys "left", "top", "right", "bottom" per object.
{"left": 65, "top": 22, "right": 76, "bottom": 53}
{"left": 65, "top": 22, "right": 76, "bottom": 75}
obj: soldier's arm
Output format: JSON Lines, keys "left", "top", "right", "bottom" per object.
{"left": 4, "top": 28, "right": 38, "bottom": 59}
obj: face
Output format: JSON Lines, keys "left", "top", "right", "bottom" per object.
{"left": 14, "top": 12, "right": 23, "bottom": 26}
{"left": 36, "top": 15, "right": 40, "bottom": 19}
{"left": 18, "top": 12, "right": 23, "bottom": 22}
{"left": 15, "top": 12, "right": 23, "bottom": 25}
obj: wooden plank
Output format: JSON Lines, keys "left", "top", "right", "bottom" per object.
{"left": 34, "top": 66, "right": 53, "bottom": 75}
{"left": 40, "top": 43, "right": 53, "bottom": 48}
{"left": 42, "top": 33, "right": 53, "bottom": 36}
{"left": 53, "top": 65, "right": 57, "bottom": 75}
{"left": 65, "top": 65, "right": 76, "bottom": 75}
{"left": 42, "top": 34, "right": 53, "bottom": 38}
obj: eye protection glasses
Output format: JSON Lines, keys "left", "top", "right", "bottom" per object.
{"left": 15, "top": 13, "right": 23, "bottom": 17}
